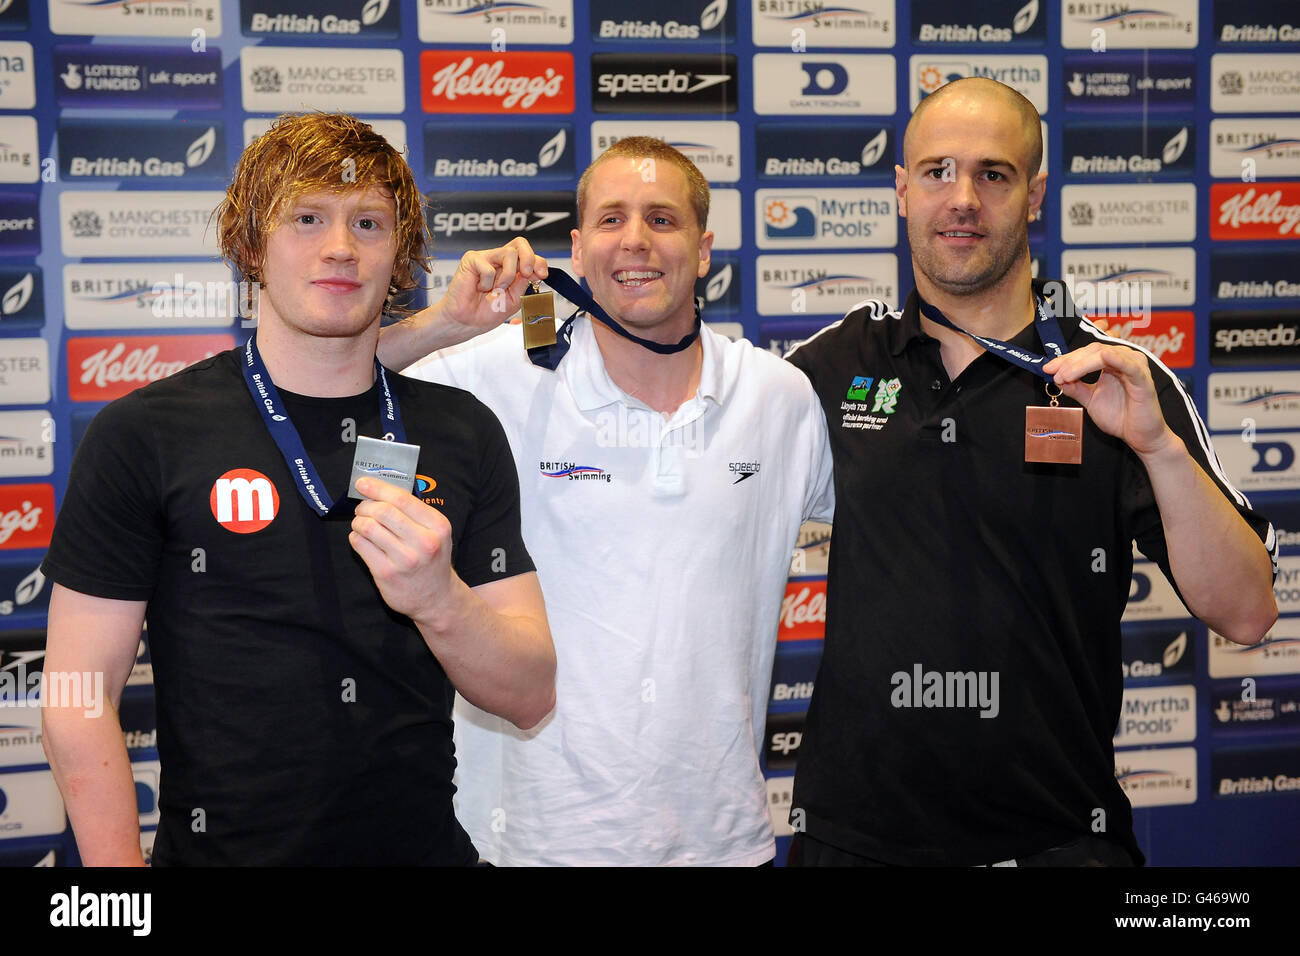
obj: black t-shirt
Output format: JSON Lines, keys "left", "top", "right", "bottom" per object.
{"left": 786, "top": 281, "right": 1276, "bottom": 866}
{"left": 43, "top": 348, "right": 535, "bottom": 865}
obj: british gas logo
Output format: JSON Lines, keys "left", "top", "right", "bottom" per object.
{"left": 209, "top": 468, "right": 279, "bottom": 533}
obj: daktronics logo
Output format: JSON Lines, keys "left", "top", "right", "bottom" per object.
{"left": 0, "top": 483, "right": 54, "bottom": 549}
{"left": 210, "top": 468, "right": 279, "bottom": 534}
{"left": 421, "top": 51, "right": 573, "bottom": 114}
{"left": 427, "top": 192, "right": 573, "bottom": 251}
{"left": 592, "top": 53, "right": 737, "bottom": 113}
{"left": 67, "top": 334, "right": 233, "bottom": 401}
{"left": 1090, "top": 312, "right": 1194, "bottom": 368}
{"left": 779, "top": 579, "right": 826, "bottom": 641}
{"left": 1211, "top": 183, "right": 1300, "bottom": 240}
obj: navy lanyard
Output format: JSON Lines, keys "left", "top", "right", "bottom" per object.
{"left": 240, "top": 334, "right": 406, "bottom": 516}
{"left": 527, "top": 267, "right": 702, "bottom": 371}
{"left": 917, "top": 294, "right": 1068, "bottom": 381}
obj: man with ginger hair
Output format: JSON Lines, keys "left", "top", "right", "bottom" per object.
{"left": 784, "top": 78, "right": 1277, "bottom": 866}
{"left": 379, "top": 136, "right": 834, "bottom": 865}
{"left": 40, "top": 112, "right": 556, "bottom": 865}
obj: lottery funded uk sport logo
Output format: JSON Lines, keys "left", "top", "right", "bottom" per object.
{"left": 210, "top": 468, "right": 279, "bottom": 533}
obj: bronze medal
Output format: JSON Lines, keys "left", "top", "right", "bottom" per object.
{"left": 1025, "top": 384, "right": 1083, "bottom": 465}
{"left": 520, "top": 282, "right": 557, "bottom": 350}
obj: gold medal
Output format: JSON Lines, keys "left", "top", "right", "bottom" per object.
{"left": 520, "top": 282, "right": 557, "bottom": 350}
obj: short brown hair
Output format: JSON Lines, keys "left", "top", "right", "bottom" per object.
{"left": 216, "top": 112, "right": 428, "bottom": 310}
{"left": 577, "top": 136, "right": 710, "bottom": 230}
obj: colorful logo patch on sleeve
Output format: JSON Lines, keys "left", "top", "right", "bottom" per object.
{"left": 846, "top": 375, "right": 874, "bottom": 400}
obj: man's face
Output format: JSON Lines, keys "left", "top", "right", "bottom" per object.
{"left": 257, "top": 186, "right": 398, "bottom": 339}
{"left": 896, "top": 93, "right": 1045, "bottom": 298}
{"left": 571, "top": 158, "right": 713, "bottom": 334}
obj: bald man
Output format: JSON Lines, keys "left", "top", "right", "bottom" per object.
{"left": 785, "top": 78, "right": 1277, "bottom": 866}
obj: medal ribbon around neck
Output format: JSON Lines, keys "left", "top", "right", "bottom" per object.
{"left": 525, "top": 267, "right": 702, "bottom": 371}
{"left": 240, "top": 333, "right": 406, "bottom": 516}
{"left": 916, "top": 293, "right": 1069, "bottom": 380}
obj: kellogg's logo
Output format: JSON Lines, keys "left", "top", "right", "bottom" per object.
{"left": 420, "top": 51, "right": 574, "bottom": 114}
{"left": 67, "top": 334, "right": 233, "bottom": 401}
{"left": 1090, "top": 312, "right": 1194, "bottom": 368}
{"left": 1212, "top": 183, "right": 1300, "bottom": 240}
{"left": 779, "top": 579, "right": 826, "bottom": 642}
{"left": 0, "top": 483, "right": 53, "bottom": 550}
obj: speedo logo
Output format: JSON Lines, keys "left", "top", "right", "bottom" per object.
{"left": 596, "top": 69, "right": 730, "bottom": 98}
{"left": 429, "top": 206, "right": 568, "bottom": 237}
{"left": 210, "top": 468, "right": 279, "bottom": 534}
{"left": 729, "top": 460, "right": 760, "bottom": 483}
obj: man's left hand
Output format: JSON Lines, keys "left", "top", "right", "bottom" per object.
{"left": 349, "top": 476, "right": 456, "bottom": 623}
{"left": 1043, "top": 343, "right": 1174, "bottom": 458}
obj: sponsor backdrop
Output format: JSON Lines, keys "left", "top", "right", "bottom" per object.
{"left": 0, "top": 0, "right": 1296, "bottom": 867}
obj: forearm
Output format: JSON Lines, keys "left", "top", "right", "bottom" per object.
{"left": 42, "top": 703, "right": 145, "bottom": 866}
{"left": 377, "top": 301, "right": 482, "bottom": 371}
{"left": 1140, "top": 433, "right": 1277, "bottom": 644}
{"left": 414, "top": 575, "right": 556, "bottom": 729}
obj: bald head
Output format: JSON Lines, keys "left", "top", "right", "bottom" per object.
{"left": 903, "top": 78, "right": 1042, "bottom": 182}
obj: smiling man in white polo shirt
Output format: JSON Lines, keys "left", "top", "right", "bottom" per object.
{"left": 379, "top": 137, "right": 833, "bottom": 865}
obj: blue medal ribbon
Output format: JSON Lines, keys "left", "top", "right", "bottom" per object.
{"left": 917, "top": 294, "right": 1068, "bottom": 381}
{"left": 526, "top": 267, "right": 702, "bottom": 371}
{"left": 240, "top": 334, "right": 406, "bottom": 516}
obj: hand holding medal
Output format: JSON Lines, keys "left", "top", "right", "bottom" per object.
{"left": 1041, "top": 341, "right": 1177, "bottom": 460}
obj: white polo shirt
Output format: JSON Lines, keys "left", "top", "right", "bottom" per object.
{"left": 404, "top": 315, "right": 833, "bottom": 866}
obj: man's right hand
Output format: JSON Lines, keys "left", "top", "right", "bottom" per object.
{"left": 377, "top": 237, "right": 548, "bottom": 370}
